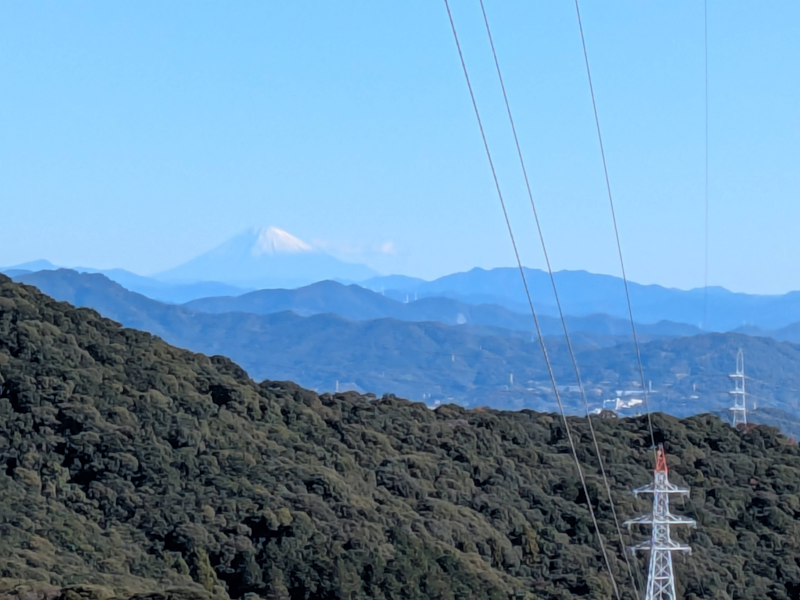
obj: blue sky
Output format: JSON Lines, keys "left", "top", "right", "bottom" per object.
{"left": 1, "top": 2, "right": 798, "bottom": 293}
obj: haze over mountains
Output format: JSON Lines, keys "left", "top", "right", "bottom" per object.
{"left": 156, "top": 226, "right": 377, "bottom": 288}
{"left": 11, "top": 269, "right": 674, "bottom": 403}
{"left": 2, "top": 259, "right": 249, "bottom": 304}
{"left": 10, "top": 267, "right": 800, "bottom": 439}
{"left": 9, "top": 224, "right": 800, "bottom": 431}
{"left": 9, "top": 225, "right": 800, "bottom": 331}
{"left": 183, "top": 280, "right": 701, "bottom": 338}
{"left": 10, "top": 224, "right": 800, "bottom": 329}
{"left": 10, "top": 259, "right": 800, "bottom": 332}
{"left": 365, "top": 269, "right": 800, "bottom": 332}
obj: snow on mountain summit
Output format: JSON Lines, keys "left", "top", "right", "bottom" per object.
{"left": 155, "top": 226, "right": 377, "bottom": 288}
{"left": 251, "top": 226, "right": 313, "bottom": 256}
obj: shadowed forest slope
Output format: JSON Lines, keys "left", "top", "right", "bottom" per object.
{"left": 1, "top": 274, "right": 799, "bottom": 600}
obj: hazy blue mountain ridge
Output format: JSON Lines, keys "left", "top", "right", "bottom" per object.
{"left": 1, "top": 263, "right": 250, "bottom": 304}
{"left": 12, "top": 269, "right": 796, "bottom": 423}
{"left": 3, "top": 259, "right": 59, "bottom": 271}
{"left": 74, "top": 267, "right": 251, "bottom": 303}
{"left": 366, "top": 267, "right": 800, "bottom": 331}
{"left": 2, "top": 269, "right": 33, "bottom": 278}
{"left": 734, "top": 321, "right": 800, "bottom": 345}
{"left": 9, "top": 255, "right": 800, "bottom": 330}
{"left": 185, "top": 279, "right": 702, "bottom": 338}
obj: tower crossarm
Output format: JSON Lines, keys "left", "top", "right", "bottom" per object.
{"left": 624, "top": 514, "right": 696, "bottom": 529}
{"left": 628, "top": 540, "right": 693, "bottom": 554}
{"left": 632, "top": 482, "right": 690, "bottom": 497}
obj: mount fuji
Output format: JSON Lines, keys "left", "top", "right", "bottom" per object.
{"left": 156, "top": 226, "right": 377, "bottom": 288}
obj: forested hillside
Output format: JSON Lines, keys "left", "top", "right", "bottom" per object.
{"left": 1, "top": 274, "right": 800, "bottom": 600}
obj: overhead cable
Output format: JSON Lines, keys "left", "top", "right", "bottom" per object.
{"left": 476, "top": 0, "right": 640, "bottom": 595}
{"left": 572, "top": 0, "right": 657, "bottom": 452}
{"left": 703, "top": 0, "right": 710, "bottom": 329}
{"left": 442, "top": 2, "right": 622, "bottom": 598}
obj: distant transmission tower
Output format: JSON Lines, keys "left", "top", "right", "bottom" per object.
{"left": 729, "top": 349, "right": 747, "bottom": 427}
{"left": 626, "top": 445, "right": 695, "bottom": 600}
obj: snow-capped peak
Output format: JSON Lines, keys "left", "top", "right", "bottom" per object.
{"left": 251, "top": 226, "right": 313, "bottom": 256}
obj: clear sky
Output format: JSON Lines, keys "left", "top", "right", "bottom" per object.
{"left": 1, "top": 2, "right": 798, "bottom": 293}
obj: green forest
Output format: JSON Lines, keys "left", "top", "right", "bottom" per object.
{"left": 1, "top": 273, "right": 799, "bottom": 600}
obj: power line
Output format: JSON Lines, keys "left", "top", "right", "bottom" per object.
{"left": 572, "top": 0, "right": 657, "bottom": 453}
{"left": 442, "top": 3, "right": 621, "bottom": 598}
{"left": 475, "top": 1, "right": 640, "bottom": 595}
{"left": 703, "top": 0, "right": 710, "bottom": 329}
{"left": 571, "top": 6, "right": 708, "bottom": 599}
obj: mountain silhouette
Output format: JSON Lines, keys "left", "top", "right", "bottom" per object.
{"left": 367, "top": 267, "right": 800, "bottom": 331}
{"left": 12, "top": 269, "right": 796, "bottom": 424}
{"left": 156, "top": 226, "right": 377, "bottom": 288}
{"left": 185, "top": 279, "right": 701, "bottom": 338}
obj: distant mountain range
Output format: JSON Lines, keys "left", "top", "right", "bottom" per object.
{"left": 10, "top": 225, "right": 800, "bottom": 331}
{"left": 1, "top": 225, "right": 379, "bottom": 301}
{"left": 155, "top": 226, "right": 377, "bottom": 288}
{"left": 365, "top": 267, "right": 800, "bottom": 332}
{"left": 0, "top": 259, "right": 249, "bottom": 304}
{"left": 11, "top": 269, "right": 797, "bottom": 425}
{"left": 735, "top": 322, "right": 800, "bottom": 345}
{"left": 184, "top": 279, "right": 702, "bottom": 339}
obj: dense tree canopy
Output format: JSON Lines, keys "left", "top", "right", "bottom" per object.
{"left": 1, "top": 274, "right": 799, "bottom": 600}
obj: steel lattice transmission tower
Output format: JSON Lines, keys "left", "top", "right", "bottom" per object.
{"left": 729, "top": 348, "right": 747, "bottom": 427}
{"left": 626, "top": 445, "right": 695, "bottom": 600}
